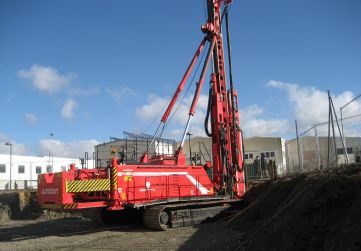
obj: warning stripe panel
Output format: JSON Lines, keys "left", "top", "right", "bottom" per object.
{"left": 112, "top": 168, "right": 117, "bottom": 190}
{"left": 63, "top": 203, "right": 78, "bottom": 209}
{"left": 41, "top": 204, "right": 78, "bottom": 210}
{"left": 41, "top": 204, "right": 63, "bottom": 210}
{"left": 66, "top": 179, "right": 110, "bottom": 193}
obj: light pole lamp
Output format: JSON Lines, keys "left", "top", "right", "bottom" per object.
{"left": 5, "top": 142, "right": 12, "bottom": 190}
{"left": 50, "top": 133, "right": 54, "bottom": 169}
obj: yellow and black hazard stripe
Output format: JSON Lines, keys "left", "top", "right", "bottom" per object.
{"left": 112, "top": 167, "right": 117, "bottom": 190}
{"left": 66, "top": 179, "right": 110, "bottom": 193}
{"left": 41, "top": 204, "right": 63, "bottom": 210}
{"left": 41, "top": 203, "right": 78, "bottom": 210}
{"left": 63, "top": 203, "right": 78, "bottom": 209}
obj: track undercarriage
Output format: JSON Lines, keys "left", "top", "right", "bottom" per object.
{"left": 82, "top": 199, "right": 239, "bottom": 230}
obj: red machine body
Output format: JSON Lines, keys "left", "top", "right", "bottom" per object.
{"left": 38, "top": 154, "right": 215, "bottom": 210}
{"left": 38, "top": 0, "right": 246, "bottom": 228}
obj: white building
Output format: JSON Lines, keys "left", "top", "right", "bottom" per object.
{"left": 0, "top": 154, "right": 94, "bottom": 190}
{"left": 243, "top": 137, "right": 287, "bottom": 176}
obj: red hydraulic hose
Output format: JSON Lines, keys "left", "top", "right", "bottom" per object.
{"left": 189, "top": 35, "right": 216, "bottom": 116}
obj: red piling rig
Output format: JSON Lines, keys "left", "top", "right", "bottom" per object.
{"left": 38, "top": 0, "right": 246, "bottom": 230}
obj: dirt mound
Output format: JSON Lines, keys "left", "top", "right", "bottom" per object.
{"left": 0, "top": 190, "right": 82, "bottom": 223}
{"left": 230, "top": 164, "right": 361, "bottom": 250}
{"left": 0, "top": 203, "right": 11, "bottom": 222}
{"left": 0, "top": 191, "right": 42, "bottom": 221}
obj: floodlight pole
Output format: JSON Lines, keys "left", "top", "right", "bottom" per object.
{"left": 5, "top": 142, "right": 12, "bottom": 190}
{"left": 50, "top": 133, "right": 54, "bottom": 169}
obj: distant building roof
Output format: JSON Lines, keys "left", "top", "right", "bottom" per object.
{"left": 105, "top": 131, "right": 175, "bottom": 145}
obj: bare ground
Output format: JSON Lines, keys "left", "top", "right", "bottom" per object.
{"left": 0, "top": 217, "right": 236, "bottom": 251}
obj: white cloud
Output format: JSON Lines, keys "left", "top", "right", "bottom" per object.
{"left": 106, "top": 86, "right": 136, "bottom": 104}
{"left": 136, "top": 94, "right": 290, "bottom": 140}
{"left": 61, "top": 98, "right": 77, "bottom": 119}
{"left": 240, "top": 105, "right": 291, "bottom": 137}
{"left": 0, "top": 132, "right": 99, "bottom": 158}
{"left": 18, "top": 64, "right": 74, "bottom": 94}
{"left": 136, "top": 94, "right": 168, "bottom": 122}
{"left": 135, "top": 94, "right": 208, "bottom": 140}
{"left": 39, "top": 139, "right": 100, "bottom": 158}
{"left": 67, "top": 86, "right": 100, "bottom": 96}
{"left": 136, "top": 94, "right": 208, "bottom": 126}
{"left": 24, "top": 113, "right": 38, "bottom": 124}
{"left": 266, "top": 80, "right": 360, "bottom": 131}
{"left": 0, "top": 132, "right": 30, "bottom": 155}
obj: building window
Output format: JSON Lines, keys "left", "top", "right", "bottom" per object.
{"left": 61, "top": 166, "right": 66, "bottom": 171}
{"left": 261, "top": 152, "right": 265, "bottom": 158}
{"left": 18, "top": 165, "right": 25, "bottom": 174}
{"left": 336, "top": 148, "right": 344, "bottom": 155}
{"left": 36, "top": 166, "right": 42, "bottom": 174}
{"left": 46, "top": 165, "right": 53, "bottom": 173}
{"left": 266, "top": 152, "right": 270, "bottom": 158}
{"left": 245, "top": 154, "right": 249, "bottom": 159}
{"left": 249, "top": 153, "right": 254, "bottom": 159}
{"left": 270, "top": 152, "right": 275, "bottom": 157}
{"left": 337, "top": 148, "right": 353, "bottom": 154}
{"left": 0, "top": 164, "right": 5, "bottom": 173}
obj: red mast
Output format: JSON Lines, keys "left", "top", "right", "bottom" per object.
{"left": 204, "top": 0, "right": 245, "bottom": 197}
{"left": 158, "top": 0, "right": 245, "bottom": 198}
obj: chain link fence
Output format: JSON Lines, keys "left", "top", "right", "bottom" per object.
{"left": 0, "top": 180, "right": 37, "bottom": 190}
{"left": 286, "top": 122, "right": 334, "bottom": 173}
{"left": 340, "top": 94, "right": 361, "bottom": 163}
{"left": 243, "top": 150, "right": 281, "bottom": 188}
{"left": 286, "top": 93, "right": 361, "bottom": 174}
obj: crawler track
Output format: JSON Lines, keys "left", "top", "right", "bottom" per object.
{"left": 143, "top": 205, "right": 168, "bottom": 230}
{"left": 143, "top": 199, "right": 239, "bottom": 230}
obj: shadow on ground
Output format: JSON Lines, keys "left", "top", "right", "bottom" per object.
{"left": 0, "top": 216, "right": 149, "bottom": 243}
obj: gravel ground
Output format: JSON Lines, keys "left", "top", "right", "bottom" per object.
{"left": 0, "top": 217, "right": 237, "bottom": 251}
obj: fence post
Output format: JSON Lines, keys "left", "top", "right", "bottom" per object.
{"left": 314, "top": 125, "right": 321, "bottom": 169}
{"left": 340, "top": 107, "right": 345, "bottom": 145}
{"left": 285, "top": 142, "right": 290, "bottom": 175}
{"left": 327, "top": 90, "right": 338, "bottom": 167}
{"left": 330, "top": 97, "right": 349, "bottom": 164}
{"left": 295, "top": 120, "right": 302, "bottom": 173}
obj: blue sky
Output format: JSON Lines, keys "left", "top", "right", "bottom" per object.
{"left": 0, "top": 0, "right": 360, "bottom": 157}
